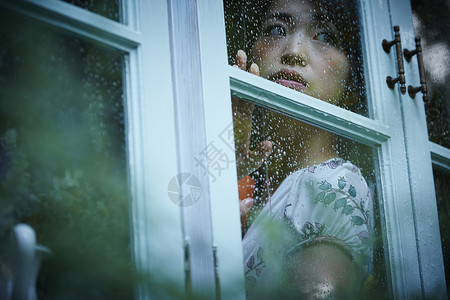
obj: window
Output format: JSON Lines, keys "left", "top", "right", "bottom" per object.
{"left": 0, "top": 0, "right": 448, "bottom": 299}
{"left": 0, "top": 9, "right": 132, "bottom": 298}
{"left": 0, "top": 0, "right": 185, "bottom": 299}
{"left": 208, "top": 0, "right": 448, "bottom": 298}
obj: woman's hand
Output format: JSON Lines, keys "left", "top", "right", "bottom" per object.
{"left": 232, "top": 50, "right": 272, "bottom": 180}
{"left": 232, "top": 50, "right": 272, "bottom": 220}
{"left": 238, "top": 175, "right": 255, "bottom": 233}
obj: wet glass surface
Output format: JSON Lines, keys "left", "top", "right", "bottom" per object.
{"left": 433, "top": 168, "right": 450, "bottom": 294}
{"left": 232, "top": 97, "right": 387, "bottom": 299}
{"left": 0, "top": 9, "right": 134, "bottom": 299}
{"left": 224, "top": 0, "right": 389, "bottom": 298}
{"left": 60, "top": 0, "right": 122, "bottom": 23}
{"left": 411, "top": 0, "right": 450, "bottom": 148}
{"left": 224, "top": 0, "right": 368, "bottom": 117}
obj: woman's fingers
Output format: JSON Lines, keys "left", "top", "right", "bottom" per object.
{"left": 240, "top": 197, "right": 253, "bottom": 233}
{"left": 249, "top": 62, "right": 260, "bottom": 76}
{"left": 234, "top": 50, "right": 247, "bottom": 70}
{"left": 239, "top": 197, "right": 253, "bottom": 217}
{"left": 233, "top": 50, "right": 260, "bottom": 76}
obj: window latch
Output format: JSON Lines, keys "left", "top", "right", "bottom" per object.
{"left": 382, "top": 25, "right": 407, "bottom": 94}
{"left": 404, "top": 36, "right": 428, "bottom": 102}
{"left": 184, "top": 238, "right": 192, "bottom": 295}
{"left": 213, "top": 245, "right": 221, "bottom": 300}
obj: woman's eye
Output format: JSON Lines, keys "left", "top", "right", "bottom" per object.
{"left": 265, "top": 25, "right": 286, "bottom": 37}
{"left": 314, "top": 32, "right": 336, "bottom": 44}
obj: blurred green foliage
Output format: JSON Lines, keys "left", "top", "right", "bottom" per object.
{"left": 0, "top": 9, "right": 134, "bottom": 299}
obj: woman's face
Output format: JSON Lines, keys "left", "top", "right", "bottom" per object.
{"left": 252, "top": 0, "right": 351, "bottom": 104}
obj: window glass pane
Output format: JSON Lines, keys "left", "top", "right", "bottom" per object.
{"left": 411, "top": 0, "right": 450, "bottom": 148}
{"left": 433, "top": 167, "right": 450, "bottom": 294}
{"left": 60, "top": 0, "right": 122, "bottom": 23}
{"left": 232, "top": 96, "right": 387, "bottom": 298}
{"left": 224, "top": 0, "right": 369, "bottom": 116}
{"left": 0, "top": 10, "right": 134, "bottom": 299}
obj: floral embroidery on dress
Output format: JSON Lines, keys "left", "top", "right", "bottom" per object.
{"left": 322, "top": 158, "right": 344, "bottom": 169}
{"left": 358, "top": 231, "right": 370, "bottom": 243}
{"left": 245, "top": 247, "right": 265, "bottom": 290}
{"left": 314, "top": 176, "right": 369, "bottom": 227}
{"left": 283, "top": 203, "right": 292, "bottom": 218}
{"left": 299, "top": 221, "right": 325, "bottom": 240}
{"left": 242, "top": 158, "right": 374, "bottom": 297}
{"left": 307, "top": 165, "right": 316, "bottom": 173}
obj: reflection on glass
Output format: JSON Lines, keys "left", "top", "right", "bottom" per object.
{"left": 224, "top": 0, "right": 368, "bottom": 116}
{"left": 233, "top": 97, "right": 387, "bottom": 299}
{"left": 411, "top": 0, "right": 450, "bottom": 148}
{"left": 225, "top": 0, "right": 387, "bottom": 298}
{"left": 60, "top": 0, "right": 122, "bottom": 22}
{"left": 433, "top": 168, "right": 450, "bottom": 294}
{"left": 0, "top": 10, "right": 133, "bottom": 299}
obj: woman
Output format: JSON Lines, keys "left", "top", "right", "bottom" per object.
{"left": 230, "top": 0, "right": 373, "bottom": 298}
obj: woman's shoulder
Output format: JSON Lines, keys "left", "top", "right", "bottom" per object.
{"left": 289, "top": 157, "right": 363, "bottom": 179}
{"left": 284, "top": 157, "right": 370, "bottom": 200}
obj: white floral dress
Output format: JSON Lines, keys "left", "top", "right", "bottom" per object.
{"left": 242, "top": 158, "right": 373, "bottom": 297}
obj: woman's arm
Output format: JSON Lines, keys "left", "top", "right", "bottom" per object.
{"left": 232, "top": 50, "right": 272, "bottom": 220}
{"left": 232, "top": 50, "right": 272, "bottom": 180}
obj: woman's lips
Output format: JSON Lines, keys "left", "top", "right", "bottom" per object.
{"left": 275, "top": 79, "right": 306, "bottom": 91}
{"left": 271, "top": 69, "right": 308, "bottom": 91}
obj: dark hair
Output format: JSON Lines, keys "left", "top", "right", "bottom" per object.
{"left": 224, "top": 0, "right": 367, "bottom": 114}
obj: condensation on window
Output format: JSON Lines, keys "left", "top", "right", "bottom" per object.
{"left": 411, "top": 0, "right": 450, "bottom": 148}
{"left": 224, "top": 0, "right": 369, "bottom": 117}
{"left": 60, "top": 0, "right": 122, "bottom": 23}
{"left": 224, "top": 0, "right": 389, "bottom": 298}
{"left": 433, "top": 168, "right": 450, "bottom": 294}
{"left": 232, "top": 96, "right": 387, "bottom": 299}
{"left": 0, "top": 9, "right": 133, "bottom": 299}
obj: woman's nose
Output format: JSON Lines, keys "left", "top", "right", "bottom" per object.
{"left": 281, "top": 35, "right": 309, "bottom": 67}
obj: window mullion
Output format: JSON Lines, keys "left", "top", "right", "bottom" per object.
{"left": 167, "top": 0, "right": 217, "bottom": 297}
{"left": 129, "top": 0, "right": 185, "bottom": 298}
{"left": 359, "top": 0, "right": 427, "bottom": 298}
{"left": 229, "top": 67, "right": 390, "bottom": 147}
{"left": 197, "top": 0, "right": 247, "bottom": 299}
{"left": 388, "top": 0, "right": 447, "bottom": 298}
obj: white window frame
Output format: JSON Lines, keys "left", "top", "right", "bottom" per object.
{"left": 3, "top": 0, "right": 449, "bottom": 299}
{"left": 388, "top": 0, "right": 450, "bottom": 298}
{"left": 198, "top": 0, "right": 448, "bottom": 299}
{"left": 0, "top": 0, "right": 187, "bottom": 298}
